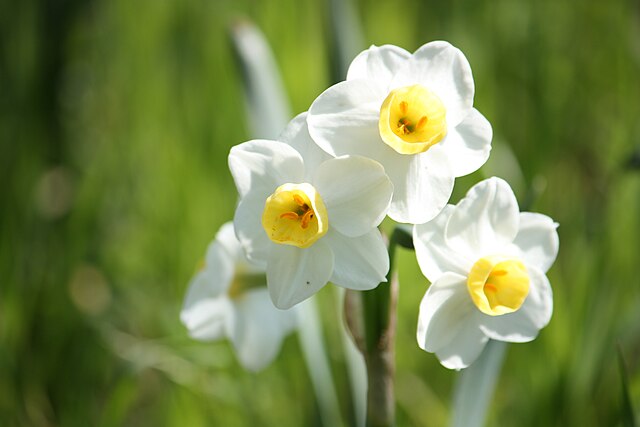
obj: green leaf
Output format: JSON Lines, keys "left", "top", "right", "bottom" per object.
{"left": 326, "top": 0, "right": 365, "bottom": 82}
{"left": 297, "top": 297, "right": 345, "bottom": 427}
{"left": 617, "top": 344, "right": 637, "bottom": 427}
{"left": 229, "top": 19, "right": 291, "bottom": 139}
{"left": 451, "top": 340, "right": 507, "bottom": 427}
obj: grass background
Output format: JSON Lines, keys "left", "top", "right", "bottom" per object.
{"left": 1, "top": 0, "right": 639, "bottom": 425}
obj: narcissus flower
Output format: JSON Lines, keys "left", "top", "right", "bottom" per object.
{"left": 413, "top": 177, "right": 559, "bottom": 370}
{"left": 229, "top": 114, "right": 393, "bottom": 309}
{"left": 181, "top": 222, "right": 297, "bottom": 372}
{"left": 307, "top": 41, "right": 492, "bottom": 224}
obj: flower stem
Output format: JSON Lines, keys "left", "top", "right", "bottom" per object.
{"left": 352, "top": 227, "right": 410, "bottom": 427}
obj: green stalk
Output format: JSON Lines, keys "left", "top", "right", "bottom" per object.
{"left": 352, "top": 227, "right": 412, "bottom": 427}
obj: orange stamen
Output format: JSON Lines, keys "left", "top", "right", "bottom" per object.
{"left": 400, "top": 101, "right": 408, "bottom": 115}
{"left": 416, "top": 116, "right": 428, "bottom": 130}
{"left": 300, "top": 210, "right": 314, "bottom": 229}
{"left": 279, "top": 212, "right": 299, "bottom": 221}
{"left": 293, "top": 194, "right": 306, "bottom": 207}
{"left": 484, "top": 283, "right": 498, "bottom": 292}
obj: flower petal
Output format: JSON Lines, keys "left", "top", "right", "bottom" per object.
{"left": 391, "top": 41, "right": 474, "bottom": 128}
{"left": 346, "top": 44, "right": 411, "bottom": 85}
{"left": 181, "top": 227, "right": 236, "bottom": 340}
{"left": 228, "top": 139, "right": 305, "bottom": 199}
{"left": 180, "top": 295, "right": 232, "bottom": 341}
{"left": 214, "top": 222, "right": 242, "bottom": 260}
{"left": 196, "top": 228, "right": 236, "bottom": 297}
{"left": 267, "top": 240, "right": 334, "bottom": 309}
{"left": 325, "top": 229, "right": 389, "bottom": 290}
{"left": 385, "top": 149, "right": 454, "bottom": 224}
{"left": 307, "top": 79, "right": 388, "bottom": 158}
{"left": 413, "top": 205, "right": 472, "bottom": 282}
{"left": 436, "top": 108, "right": 492, "bottom": 177}
{"left": 312, "top": 156, "right": 392, "bottom": 237}
{"left": 233, "top": 193, "right": 270, "bottom": 266}
{"left": 434, "top": 321, "right": 489, "bottom": 370}
{"left": 478, "top": 266, "right": 553, "bottom": 342}
{"left": 512, "top": 212, "right": 559, "bottom": 273}
{"left": 416, "top": 272, "right": 476, "bottom": 353}
{"left": 228, "top": 289, "right": 297, "bottom": 372}
{"left": 445, "top": 177, "right": 520, "bottom": 258}
{"left": 279, "top": 112, "right": 332, "bottom": 181}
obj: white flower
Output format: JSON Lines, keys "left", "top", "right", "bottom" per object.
{"left": 229, "top": 113, "right": 393, "bottom": 309}
{"left": 180, "top": 222, "right": 297, "bottom": 372}
{"left": 307, "top": 42, "right": 492, "bottom": 224}
{"left": 413, "top": 177, "right": 559, "bottom": 370}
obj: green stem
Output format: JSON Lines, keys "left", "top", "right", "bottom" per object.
{"left": 359, "top": 226, "right": 411, "bottom": 427}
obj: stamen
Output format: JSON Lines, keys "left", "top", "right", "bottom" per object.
{"left": 484, "top": 283, "right": 498, "bottom": 292}
{"left": 279, "top": 212, "right": 299, "bottom": 220}
{"left": 399, "top": 101, "right": 408, "bottom": 115}
{"left": 300, "top": 210, "right": 314, "bottom": 229}
{"left": 397, "top": 118, "right": 412, "bottom": 135}
{"left": 293, "top": 194, "right": 306, "bottom": 207}
{"left": 416, "top": 116, "right": 428, "bottom": 130}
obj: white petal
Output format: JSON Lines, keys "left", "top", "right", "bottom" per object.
{"left": 385, "top": 149, "right": 454, "bottom": 224}
{"left": 279, "top": 112, "right": 332, "bottom": 181}
{"left": 181, "top": 224, "right": 240, "bottom": 340}
{"left": 312, "top": 156, "right": 392, "bottom": 237}
{"left": 413, "top": 205, "right": 472, "bottom": 282}
{"left": 512, "top": 212, "right": 559, "bottom": 273}
{"left": 325, "top": 229, "right": 389, "bottom": 290}
{"left": 416, "top": 272, "right": 476, "bottom": 353}
{"left": 445, "top": 177, "right": 519, "bottom": 258}
{"left": 434, "top": 322, "right": 489, "bottom": 370}
{"left": 267, "top": 240, "right": 334, "bottom": 309}
{"left": 391, "top": 41, "right": 474, "bottom": 127}
{"left": 180, "top": 295, "right": 232, "bottom": 341}
{"left": 307, "top": 80, "right": 388, "bottom": 158}
{"left": 213, "top": 221, "right": 243, "bottom": 263}
{"left": 436, "top": 108, "right": 492, "bottom": 177}
{"left": 214, "top": 221, "right": 267, "bottom": 278}
{"left": 228, "top": 139, "right": 305, "bottom": 198}
{"left": 182, "top": 229, "right": 237, "bottom": 315}
{"left": 228, "top": 289, "right": 297, "bottom": 372}
{"left": 478, "top": 266, "right": 553, "bottom": 342}
{"left": 346, "top": 44, "right": 411, "bottom": 85}
{"left": 233, "top": 193, "right": 270, "bottom": 266}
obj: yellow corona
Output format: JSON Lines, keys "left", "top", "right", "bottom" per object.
{"left": 467, "top": 255, "right": 530, "bottom": 316}
{"left": 379, "top": 84, "right": 447, "bottom": 155}
{"left": 262, "top": 183, "right": 328, "bottom": 248}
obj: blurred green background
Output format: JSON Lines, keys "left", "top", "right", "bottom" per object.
{"left": 1, "top": 0, "right": 640, "bottom": 425}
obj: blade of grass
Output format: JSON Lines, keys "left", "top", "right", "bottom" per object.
{"left": 326, "top": 0, "right": 364, "bottom": 83}
{"left": 451, "top": 340, "right": 507, "bottom": 427}
{"left": 298, "top": 297, "right": 345, "bottom": 427}
{"left": 229, "top": 19, "right": 291, "bottom": 140}
{"left": 617, "top": 344, "right": 637, "bottom": 427}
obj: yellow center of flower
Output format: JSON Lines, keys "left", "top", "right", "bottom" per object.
{"left": 261, "top": 183, "right": 328, "bottom": 248}
{"left": 467, "top": 255, "right": 530, "bottom": 316}
{"left": 378, "top": 84, "right": 447, "bottom": 155}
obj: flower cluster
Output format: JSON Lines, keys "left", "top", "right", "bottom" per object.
{"left": 182, "top": 41, "right": 559, "bottom": 370}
